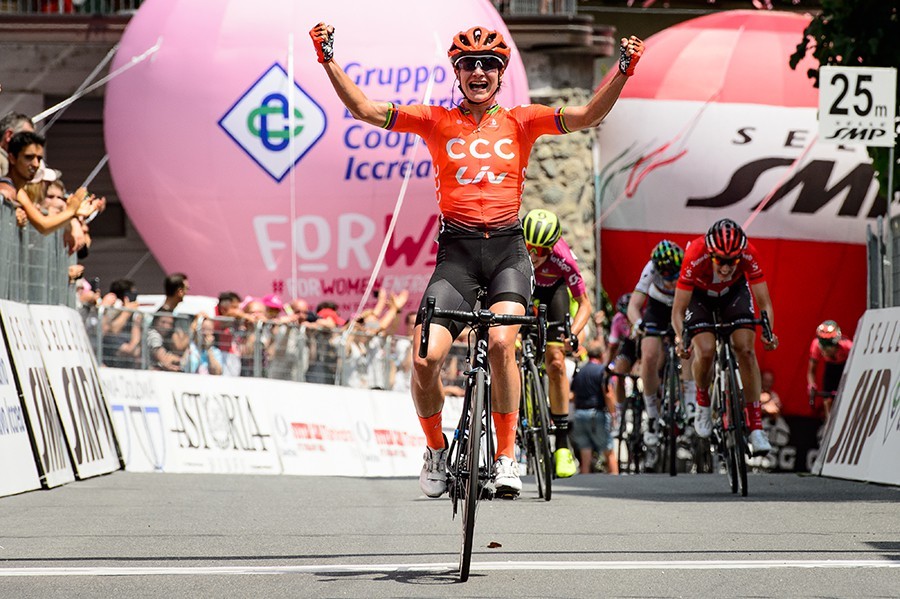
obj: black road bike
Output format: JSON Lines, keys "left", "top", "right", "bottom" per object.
{"left": 645, "top": 325, "right": 685, "bottom": 477}
{"left": 419, "top": 295, "right": 546, "bottom": 582}
{"left": 684, "top": 311, "right": 772, "bottom": 497}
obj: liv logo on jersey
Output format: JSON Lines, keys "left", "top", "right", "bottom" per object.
{"left": 219, "top": 63, "right": 326, "bottom": 182}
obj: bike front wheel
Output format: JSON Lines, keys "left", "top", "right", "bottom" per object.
{"left": 458, "top": 369, "right": 485, "bottom": 582}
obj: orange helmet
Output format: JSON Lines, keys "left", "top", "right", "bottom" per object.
{"left": 816, "top": 320, "right": 841, "bottom": 347}
{"left": 448, "top": 26, "right": 511, "bottom": 67}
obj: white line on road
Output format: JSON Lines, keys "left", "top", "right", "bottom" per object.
{"left": 0, "top": 559, "right": 898, "bottom": 577}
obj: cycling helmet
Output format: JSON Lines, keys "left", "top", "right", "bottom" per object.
{"left": 705, "top": 218, "right": 747, "bottom": 259}
{"left": 816, "top": 320, "right": 841, "bottom": 347}
{"left": 651, "top": 239, "right": 684, "bottom": 276}
{"left": 448, "top": 26, "right": 511, "bottom": 67}
{"left": 615, "top": 293, "right": 631, "bottom": 314}
{"left": 523, "top": 209, "right": 561, "bottom": 248}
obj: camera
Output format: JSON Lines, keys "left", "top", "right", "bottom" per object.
{"left": 90, "top": 277, "right": 101, "bottom": 294}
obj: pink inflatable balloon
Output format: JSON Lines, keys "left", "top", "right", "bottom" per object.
{"left": 104, "top": 0, "right": 529, "bottom": 313}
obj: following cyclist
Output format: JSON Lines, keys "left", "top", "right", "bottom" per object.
{"left": 626, "top": 240, "right": 697, "bottom": 446}
{"left": 807, "top": 320, "right": 852, "bottom": 419}
{"left": 671, "top": 219, "right": 778, "bottom": 456}
{"left": 523, "top": 208, "right": 592, "bottom": 478}
{"left": 310, "top": 22, "right": 644, "bottom": 497}
{"left": 607, "top": 293, "right": 637, "bottom": 426}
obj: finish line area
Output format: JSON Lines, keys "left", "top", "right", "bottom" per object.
{"left": 0, "top": 472, "right": 897, "bottom": 597}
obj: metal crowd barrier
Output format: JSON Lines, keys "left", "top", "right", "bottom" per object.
{"left": 0, "top": 200, "right": 74, "bottom": 307}
{"left": 87, "top": 306, "right": 472, "bottom": 392}
{"left": 1, "top": 0, "right": 143, "bottom": 15}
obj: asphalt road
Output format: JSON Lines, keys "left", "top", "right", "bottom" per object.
{"left": 1, "top": 470, "right": 898, "bottom": 598}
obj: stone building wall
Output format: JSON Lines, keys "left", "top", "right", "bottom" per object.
{"left": 521, "top": 87, "right": 602, "bottom": 308}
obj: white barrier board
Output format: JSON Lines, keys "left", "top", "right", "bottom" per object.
{"left": 100, "top": 369, "right": 462, "bottom": 477}
{"left": 100, "top": 369, "right": 282, "bottom": 474}
{"left": 0, "top": 301, "right": 75, "bottom": 487}
{"left": 819, "top": 308, "right": 900, "bottom": 486}
{"left": 0, "top": 318, "right": 41, "bottom": 497}
{"left": 267, "top": 382, "right": 426, "bottom": 477}
{"left": 29, "top": 305, "right": 121, "bottom": 479}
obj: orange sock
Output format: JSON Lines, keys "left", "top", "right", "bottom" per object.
{"left": 492, "top": 410, "right": 518, "bottom": 460}
{"left": 418, "top": 412, "right": 445, "bottom": 449}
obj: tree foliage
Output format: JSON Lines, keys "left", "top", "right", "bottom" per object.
{"left": 790, "top": 1, "right": 900, "bottom": 204}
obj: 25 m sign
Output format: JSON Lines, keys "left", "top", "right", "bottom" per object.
{"left": 818, "top": 66, "right": 897, "bottom": 148}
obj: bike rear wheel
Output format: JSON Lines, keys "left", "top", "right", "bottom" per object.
{"left": 458, "top": 370, "right": 485, "bottom": 582}
{"left": 527, "top": 363, "right": 553, "bottom": 500}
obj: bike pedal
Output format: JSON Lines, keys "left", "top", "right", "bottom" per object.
{"left": 494, "top": 488, "right": 519, "bottom": 500}
{"left": 482, "top": 482, "right": 496, "bottom": 500}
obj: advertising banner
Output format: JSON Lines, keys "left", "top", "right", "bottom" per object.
{"left": 101, "top": 369, "right": 282, "bottom": 474}
{"left": 0, "top": 314, "right": 41, "bottom": 497}
{"left": 818, "top": 308, "right": 900, "bottom": 486}
{"left": 100, "top": 368, "right": 468, "bottom": 478}
{"left": 269, "top": 382, "right": 426, "bottom": 477}
{"left": 29, "top": 305, "right": 121, "bottom": 479}
{"left": 0, "top": 300, "right": 74, "bottom": 488}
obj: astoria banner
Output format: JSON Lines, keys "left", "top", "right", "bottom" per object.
{"left": 817, "top": 307, "right": 900, "bottom": 486}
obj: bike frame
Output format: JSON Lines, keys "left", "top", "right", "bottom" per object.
{"left": 418, "top": 295, "right": 546, "bottom": 581}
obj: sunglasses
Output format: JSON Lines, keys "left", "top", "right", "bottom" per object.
{"left": 455, "top": 56, "right": 504, "bottom": 72}
{"left": 660, "top": 270, "right": 679, "bottom": 281}
{"left": 711, "top": 255, "right": 740, "bottom": 267}
{"left": 526, "top": 244, "right": 550, "bottom": 257}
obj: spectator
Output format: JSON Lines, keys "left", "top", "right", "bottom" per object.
{"left": 100, "top": 278, "right": 142, "bottom": 369}
{"left": 306, "top": 301, "right": 345, "bottom": 384}
{"left": 184, "top": 318, "right": 224, "bottom": 375}
{"left": 570, "top": 341, "right": 618, "bottom": 474}
{"left": 212, "top": 291, "right": 244, "bottom": 375}
{"left": 7, "top": 131, "right": 96, "bottom": 235}
{"left": 236, "top": 298, "right": 272, "bottom": 377}
{"left": 146, "top": 273, "right": 191, "bottom": 371}
{"left": 760, "top": 369, "right": 782, "bottom": 421}
{"left": 391, "top": 311, "right": 417, "bottom": 392}
{"left": 0, "top": 112, "right": 34, "bottom": 177}
{"left": 146, "top": 313, "right": 187, "bottom": 372}
{"left": 262, "top": 293, "right": 284, "bottom": 320}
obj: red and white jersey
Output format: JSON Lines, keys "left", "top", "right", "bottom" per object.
{"left": 385, "top": 103, "right": 566, "bottom": 229}
{"left": 809, "top": 337, "right": 852, "bottom": 364}
{"left": 677, "top": 236, "right": 766, "bottom": 296}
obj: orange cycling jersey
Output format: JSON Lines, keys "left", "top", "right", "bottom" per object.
{"left": 384, "top": 103, "right": 568, "bottom": 229}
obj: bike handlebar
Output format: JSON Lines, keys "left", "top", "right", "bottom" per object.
{"left": 546, "top": 314, "right": 578, "bottom": 353}
{"left": 681, "top": 310, "right": 773, "bottom": 352}
{"left": 418, "top": 296, "right": 548, "bottom": 363}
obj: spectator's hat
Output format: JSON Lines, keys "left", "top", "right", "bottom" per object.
{"left": 30, "top": 160, "right": 61, "bottom": 184}
{"left": 262, "top": 293, "right": 284, "bottom": 311}
{"left": 317, "top": 307, "right": 346, "bottom": 326}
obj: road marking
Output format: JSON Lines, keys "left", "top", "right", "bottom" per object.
{"left": 0, "top": 560, "right": 898, "bottom": 577}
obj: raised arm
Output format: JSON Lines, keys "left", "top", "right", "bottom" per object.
{"left": 310, "top": 23, "right": 392, "bottom": 127}
{"left": 561, "top": 36, "right": 644, "bottom": 132}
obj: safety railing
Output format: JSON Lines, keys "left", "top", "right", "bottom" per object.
{"left": 0, "top": 200, "right": 74, "bottom": 307}
{"left": 87, "top": 306, "right": 472, "bottom": 393}
{"left": 493, "top": 0, "right": 578, "bottom": 16}
{"left": 0, "top": 0, "right": 143, "bottom": 15}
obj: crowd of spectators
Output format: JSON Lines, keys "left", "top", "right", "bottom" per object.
{"left": 1, "top": 109, "right": 106, "bottom": 280}
{"left": 78, "top": 271, "right": 422, "bottom": 391}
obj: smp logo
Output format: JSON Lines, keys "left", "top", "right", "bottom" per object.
{"left": 219, "top": 63, "right": 327, "bottom": 182}
{"left": 825, "top": 368, "right": 890, "bottom": 466}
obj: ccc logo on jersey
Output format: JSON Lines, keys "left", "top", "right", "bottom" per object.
{"left": 445, "top": 137, "right": 514, "bottom": 185}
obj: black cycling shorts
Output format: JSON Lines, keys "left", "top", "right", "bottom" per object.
{"left": 417, "top": 226, "right": 533, "bottom": 339}
{"left": 615, "top": 337, "right": 638, "bottom": 365}
{"left": 683, "top": 277, "right": 755, "bottom": 334}
{"left": 823, "top": 362, "right": 845, "bottom": 394}
{"left": 532, "top": 280, "right": 569, "bottom": 343}
{"left": 642, "top": 297, "right": 673, "bottom": 336}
